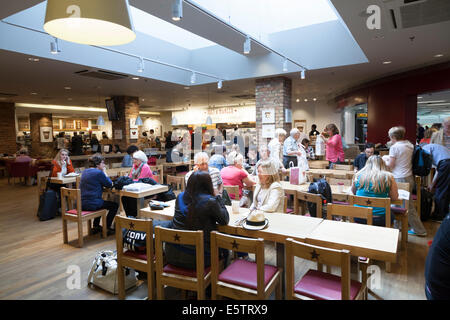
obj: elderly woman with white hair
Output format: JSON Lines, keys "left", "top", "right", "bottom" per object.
{"left": 249, "top": 160, "right": 284, "bottom": 213}
{"left": 220, "top": 151, "right": 256, "bottom": 200}
{"left": 252, "top": 144, "right": 285, "bottom": 175}
{"left": 268, "top": 128, "right": 286, "bottom": 165}
{"left": 282, "top": 128, "right": 302, "bottom": 168}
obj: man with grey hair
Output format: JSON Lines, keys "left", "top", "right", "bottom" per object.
{"left": 268, "top": 128, "right": 286, "bottom": 165}
{"left": 430, "top": 117, "right": 450, "bottom": 149}
{"left": 282, "top": 128, "right": 302, "bottom": 168}
{"left": 185, "top": 152, "right": 223, "bottom": 196}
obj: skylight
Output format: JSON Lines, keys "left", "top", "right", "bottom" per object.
{"left": 130, "top": 6, "right": 217, "bottom": 50}
{"left": 189, "top": 0, "right": 338, "bottom": 41}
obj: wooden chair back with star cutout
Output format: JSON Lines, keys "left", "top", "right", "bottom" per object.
{"left": 285, "top": 238, "right": 366, "bottom": 300}
{"left": 210, "top": 231, "right": 282, "bottom": 300}
{"left": 327, "top": 203, "right": 373, "bottom": 224}
{"left": 154, "top": 226, "right": 210, "bottom": 300}
{"left": 348, "top": 195, "right": 391, "bottom": 228}
{"left": 114, "top": 215, "right": 155, "bottom": 300}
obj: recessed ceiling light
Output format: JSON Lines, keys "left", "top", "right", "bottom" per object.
{"left": 67, "top": 98, "right": 73, "bottom": 101}
{"left": 132, "top": 77, "right": 140, "bottom": 80}
{"left": 382, "top": 61, "right": 392, "bottom": 64}
{"left": 64, "top": 86, "right": 71, "bottom": 90}
{"left": 417, "top": 96, "right": 423, "bottom": 99}
{"left": 184, "top": 87, "right": 190, "bottom": 90}
{"left": 313, "top": 98, "right": 317, "bottom": 101}
{"left": 31, "top": 92, "right": 38, "bottom": 95}
{"left": 296, "top": 98, "right": 300, "bottom": 102}
{"left": 434, "top": 54, "right": 444, "bottom": 58}
{"left": 304, "top": 98, "right": 308, "bottom": 102}
{"left": 28, "top": 57, "right": 39, "bottom": 62}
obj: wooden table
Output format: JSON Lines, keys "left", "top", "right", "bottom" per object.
{"left": 305, "top": 220, "right": 399, "bottom": 262}
{"left": 119, "top": 184, "right": 169, "bottom": 215}
{"left": 49, "top": 168, "right": 129, "bottom": 185}
{"left": 308, "top": 168, "right": 355, "bottom": 179}
{"left": 308, "top": 160, "right": 329, "bottom": 169}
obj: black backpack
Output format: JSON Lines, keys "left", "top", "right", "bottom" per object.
{"left": 420, "top": 187, "right": 434, "bottom": 221}
{"left": 307, "top": 179, "right": 332, "bottom": 218}
{"left": 412, "top": 146, "right": 432, "bottom": 176}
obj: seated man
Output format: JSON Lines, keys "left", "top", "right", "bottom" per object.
{"left": 354, "top": 143, "right": 375, "bottom": 171}
{"left": 185, "top": 152, "right": 223, "bottom": 196}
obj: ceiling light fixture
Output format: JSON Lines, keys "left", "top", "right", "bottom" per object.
{"left": 304, "top": 98, "right": 308, "bottom": 102}
{"left": 97, "top": 115, "right": 105, "bottom": 126}
{"left": 50, "top": 37, "right": 60, "bottom": 54}
{"left": 296, "top": 98, "right": 300, "bottom": 103}
{"left": 64, "top": 86, "right": 71, "bottom": 90}
{"left": 190, "top": 72, "right": 196, "bottom": 84}
{"left": 137, "top": 57, "right": 144, "bottom": 73}
{"left": 283, "top": 58, "right": 288, "bottom": 72}
{"left": 206, "top": 116, "right": 213, "bottom": 125}
{"left": 217, "top": 80, "right": 223, "bottom": 90}
{"left": 434, "top": 54, "right": 444, "bottom": 58}
{"left": 382, "top": 61, "right": 392, "bottom": 64}
{"left": 171, "top": 116, "right": 178, "bottom": 126}
{"left": 313, "top": 98, "right": 317, "bottom": 101}
{"left": 132, "top": 77, "right": 140, "bottom": 80}
{"left": 135, "top": 115, "right": 143, "bottom": 126}
{"left": 28, "top": 57, "right": 39, "bottom": 62}
{"left": 243, "top": 36, "right": 251, "bottom": 55}
{"left": 300, "top": 69, "right": 306, "bottom": 80}
{"left": 43, "top": 0, "right": 136, "bottom": 46}
{"left": 172, "top": 0, "right": 183, "bottom": 21}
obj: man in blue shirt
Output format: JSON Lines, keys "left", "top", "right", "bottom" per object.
{"left": 283, "top": 128, "right": 302, "bottom": 168}
{"left": 354, "top": 143, "right": 375, "bottom": 171}
{"left": 422, "top": 143, "right": 450, "bottom": 221}
{"left": 81, "top": 154, "right": 118, "bottom": 235}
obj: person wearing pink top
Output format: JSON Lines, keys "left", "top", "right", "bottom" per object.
{"left": 320, "top": 123, "right": 345, "bottom": 168}
{"left": 122, "top": 150, "right": 155, "bottom": 217}
{"left": 220, "top": 151, "right": 255, "bottom": 201}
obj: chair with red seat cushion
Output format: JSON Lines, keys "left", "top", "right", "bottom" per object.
{"left": 7, "top": 161, "right": 32, "bottom": 185}
{"left": 154, "top": 226, "right": 211, "bottom": 300}
{"left": 60, "top": 187, "right": 108, "bottom": 248}
{"left": 115, "top": 215, "right": 155, "bottom": 300}
{"left": 285, "top": 238, "right": 366, "bottom": 300}
{"left": 210, "top": 231, "right": 282, "bottom": 300}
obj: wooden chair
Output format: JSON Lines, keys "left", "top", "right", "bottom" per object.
{"left": 296, "top": 191, "right": 323, "bottom": 217}
{"left": 332, "top": 172, "right": 348, "bottom": 179}
{"left": 334, "top": 164, "right": 354, "bottom": 171}
{"left": 280, "top": 170, "right": 290, "bottom": 181}
{"left": 154, "top": 226, "right": 211, "bottom": 300}
{"left": 392, "top": 182, "right": 410, "bottom": 250}
{"left": 223, "top": 185, "right": 240, "bottom": 201}
{"left": 60, "top": 187, "right": 108, "bottom": 248}
{"left": 166, "top": 175, "right": 185, "bottom": 192}
{"left": 326, "top": 178, "right": 352, "bottom": 186}
{"left": 150, "top": 165, "right": 163, "bottom": 183}
{"left": 115, "top": 216, "right": 154, "bottom": 300}
{"left": 327, "top": 203, "right": 373, "bottom": 224}
{"left": 210, "top": 231, "right": 282, "bottom": 300}
{"left": 285, "top": 238, "right": 366, "bottom": 300}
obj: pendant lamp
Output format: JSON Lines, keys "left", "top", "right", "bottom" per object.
{"left": 171, "top": 117, "right": 178, "bottom": 126}
{"left": 206, "top": 116, "right": 213, "bottom": 125}
{"left": 43, "top": 0, "right": 136, "bottom": 46}
{"left": 135, "top": 115, "right": 143, "bottom": 126}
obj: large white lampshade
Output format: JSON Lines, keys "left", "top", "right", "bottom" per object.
{"left": 43, "top": 0, "right": 136, "bottom": 46}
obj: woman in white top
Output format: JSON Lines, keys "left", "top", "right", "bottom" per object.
{"left": 268, "top": 128, "right": 286, "bottom": 165}
{"left": 385, "top": 126, "right": 427, "bottom": 236}
{"left": 297, "top": 138, "right": 309, "bottom": 171}
{"left": 249, "top": 160, "right": 284, "bottom": 213}
{"left": 253, "top": 145, "right": 285, "bottom": 175}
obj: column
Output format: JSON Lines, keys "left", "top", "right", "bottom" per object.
{"left": 30, "top": 113, "right": 54, "bottom": 158}
{"left": 0, "top": 102, "right": 17, "bottom": 155}
{"left": 110, "top": 96, "right": 140, "bottom": 150}
{"left": 255, "top": 77, "right": 292, "bottom": 147}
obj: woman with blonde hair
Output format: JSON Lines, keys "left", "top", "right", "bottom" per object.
{"left": 249, "top": 160, "right": 284, "bottom": 213}
{"left": 351, "top": 155, "right": 399, "bottom": 226}
{"left": 51, "top": 148, "right": 75, "bottom": 177}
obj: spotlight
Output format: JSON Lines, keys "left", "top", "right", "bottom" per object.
{"left": 172, "top": 0, "right": 183, "bottom": 21}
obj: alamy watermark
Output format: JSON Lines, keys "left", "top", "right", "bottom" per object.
{"left": 366, "top": 5, "right": 381, "bottom": 30}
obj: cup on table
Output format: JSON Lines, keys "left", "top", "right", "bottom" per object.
{"left": 232, "top": 201, "right": 240, "bottom": 214}
{"left": 57, "top": 172, "right": 62, "bottom": 179}
{"left": 337, "top": 182, "right": 344, "bottom": 193}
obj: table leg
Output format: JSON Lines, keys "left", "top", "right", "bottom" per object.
{"left": 276, "top": 242, "right": 286, "bottom": 299}
{"left": 119, "top": 192, "right": 124, "bottom": 215}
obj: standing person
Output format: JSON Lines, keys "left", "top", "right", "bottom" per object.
{"left": 71, "top": 132, "right": 83, "bottom": 155}
{"left": 351, "top": 155, "right": 399, "bottom": 227}
{"left": 101, "top": 132, "right": 109, "bottom": 140}
{"left": 164, "top": 171, "right": 229, "bottom": 269}
{"left": 385, "top": 126, "right": 427, "bottom": 236}
{"left": 309, "top": 124, "right": 320, "bottom": 137}
{"left": 80, "top": 154, "right": 118, "bottom": 235}
{"left": 185, "top": 152, "right": 224, "bottom": 196}
{"left": 90, "top": 134, "right": 99, "bottom": 153}
{"left": 430, "top": 117, "right": 450, "bottom": 149}
{"left": 424, "top": 215, "right": 450, "bottom": 300}
{"left": 164, "top": 131, "right": 176, "bottom": 163}
{"left": 301, "top": 138, "right": 315, "bottom": 160}
{"left": 320, "top": 123, "right": 345, "bottom": 169}
{"left": 354, "top": 143, "right": 375, "bottom": 171}
{"left": 220, "top": 151, "right": 256, "bottom": 201}
{"left": 268, "top": 128, "right": 286, "bottom": 166}
{"left": 249, "top": 160, "right": 284, "bottom": 213}
{"left": 297, "top": 138, "right": 309, "bottom": 170}
{"left": 56, "top": 132, "right": 66, "bottom": 150}
{"left": 422, "top": 143, "right": 450, "bottom": 222}
{"left": 283, "top": 128, "right": 302, "bottom": 168}
{"left": 419, "top": 128, "right": 435, "bottom": 145}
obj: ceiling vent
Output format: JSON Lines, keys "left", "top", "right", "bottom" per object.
{"left": 400, "top": 0, "right": 450, "bottom": 28}
{"left": 75, "top": 69, "right": 129, "bottom": 80}
{"left": 231, "top": 94, "right": 256, "bottom": 100}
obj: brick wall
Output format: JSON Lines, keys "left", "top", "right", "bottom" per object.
{"left": 30, "top": 113, "right": 55, "bottom": 158}
{"left": 111, "top": 96, "right": 140, "bottom": 150}
{"left": 0, "top": 102, "right": 17, "bottom": 155}
{"left": 255, "top": 77, "right": 292, "bottom": 146}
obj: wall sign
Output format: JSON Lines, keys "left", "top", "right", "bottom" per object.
{"left": 40, "top": 126, "right": 53, "bottom": 143}
{"left": 261, "top": 108, "right": 275, "bottom": 124}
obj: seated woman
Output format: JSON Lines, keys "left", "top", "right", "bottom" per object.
{"left": 80, "top": 154, "right": 118, "bottom": 235}
{"left": 249, "top": 160, "right": 284, "bottom": 213}
{"left": 51, "top": 149, "right": 74, "bottom": 177}
{"left": 121, "top": 145, "right": 139, "bottom": 168}
{"left": 252, "top": 145, "right": 285, "bottom": 175}
{"left": 351, "top": 155, "right": 399, "bottom": 227}
{"left": 165, "top": 171, "right": 229, "bottom": 269}
{"left": 220, "top": 151, "right": 255, "bottom": 201}
{"left": 122, "top": 150, "right": 155, "bottom": 217}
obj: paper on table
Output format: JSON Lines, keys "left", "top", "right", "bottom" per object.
{"left": 64, "top": 172, "right": 80, "bottom": 177}
{"left": 398, "top": 189, "right": 410, "bottom": 200}
{"left": 123, "top": 183, "right": 156, "bottom": 192}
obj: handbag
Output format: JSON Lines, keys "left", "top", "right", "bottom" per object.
{"left": 87, "top": 250, "right": 137, "bottom": 295}
{"left": 289, "top": 161, "right": 307, "bottom": 185}
{"left": 37, "top": 165, "right": 58, "bottom": 221}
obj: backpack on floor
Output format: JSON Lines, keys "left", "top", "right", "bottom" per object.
{"left": 420, "top": 187, "right": 433, "bottom": 221}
